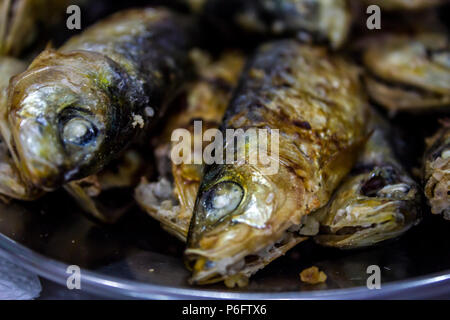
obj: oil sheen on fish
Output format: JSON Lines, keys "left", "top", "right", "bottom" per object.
{"left": 135, "top": 50, "right": 245, "bottom": 241}
{"left": 185, "top": 40, "right": 367, "bottom": 287}
{"left": 363, "top": 33, "right": 450, "bottom": 113}
{"left": 310, "top": 111, "right": 422, "bottom": 249}
{"left": 423, "top": 119, "right": 450, "bottom": 220}
{"left": 0, "top": 56, "right": 43, "bottom": 200}
{"left": 1, "top": 8, "right": 199, "bottom": 196}
{"left": 188, "top": 0, "right": 351, "bottom": 49}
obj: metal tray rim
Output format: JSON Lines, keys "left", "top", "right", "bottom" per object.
{"left": 1, "top": 233, "right": 449, "bottom": 299}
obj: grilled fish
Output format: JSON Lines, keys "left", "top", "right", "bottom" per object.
{"left": 363, "top": 33, "right": 450, "bottom": 113}
{"left": 311, "top": 111, "right": 422, "bottom": 249}
{"left": 0, "top": 57, "right": 152, "bottom": 221}
{"left": 135, "top": 49, "right": 245, "bottom": 240}
{"left": 0, "top": 8, "right": 199, "bottom": 198}
{"left": 188, "top": 0, "right": 351, "bottom": 49}
{"left": 423, "top": 119, "right": 450, "bottom": 220}
{"left": 185, "top": 40, "right": 368, "bottom": 286}
{"left": 0, "top": 53, "right": 152, "bottom": 221}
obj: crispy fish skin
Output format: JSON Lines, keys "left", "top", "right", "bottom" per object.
{"left": 185, "top": 40, "right": 367, "bottom": 286}
{"left": 135, "top": 50, "right": 245, "bottom": 241}
{"left": 363, "top": 33, "right": 450, "bottom": 113}
{"left": 311, "top": 111, "right": 422, "bottom": 249}
{"left": 2, "top": 8, "right": 198, "bottom": 194}
{"left": 189, "top": 0, "right": 351, "bottom": 49}
{"left": 423, "top": 119, "right": 450, "bottom": 220}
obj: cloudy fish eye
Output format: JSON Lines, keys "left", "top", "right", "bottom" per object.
{"left": 202, "top": 181, "right": 244, "bottom": 225}
{"left": 62, "top": 117, "right": 97, "bottom": 146}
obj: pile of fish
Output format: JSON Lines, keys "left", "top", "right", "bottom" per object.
{"left": 0, "top": 0, "right": 449, "bottom": 287}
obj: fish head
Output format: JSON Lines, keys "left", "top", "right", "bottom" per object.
{"left": 185, "top": 162, "right": 305, "bottom": 284}
{"left": 313, "top": 165, "right": 421, "bottom": 249}
{"left": 6, "top": 50, "right": 123, "bottom": 190}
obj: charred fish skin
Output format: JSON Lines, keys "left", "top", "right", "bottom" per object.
{"left": 135, "top": 50, "right": 245, "bottom": 241}
{"left": 188, "top": 0, "right": 351, "bottom": 49}
{"left": 185, "top": 40, "right": 367, "bottom": 286}
{"left": 423, "top": 119, "right": 450, "bottom": 220}
{"left": 311, "top": 111, "right": 422, "bottom": 249}
{"left": 363, "top": 33, "right": 450, "bottom": 113}
{"left": 3, "top": 8, "right": 199, "bottom": 192}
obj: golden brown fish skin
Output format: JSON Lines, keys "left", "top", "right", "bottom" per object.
{"left": 3, "top": 8, "right": 199, "bottom": 193}
{"left": 188, "top": 0, "right": 351, "bottom": 49}
{"left": 423, "top": 119, "right": 450, "bottom": 220}
{"left": 363, "top": 33, "right": 450, "bottom": 113}
{"left": 311, "top": 111, "right": 422, "bottom": 249}
{"left": 135, "top": 50, "right": 245, "bottom": 241}
{"left": 185, "top": 40, "right": 368, "bottom": 286}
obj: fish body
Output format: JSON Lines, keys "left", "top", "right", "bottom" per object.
{"left": 135, "top": 50, "right": 245, "bottom": 240}
{"left": 2, "top": 8, "right": 199, "bottom": 194}
{"left": 423, "top": 119, "right": 450, "bottom": 220}
{"left": 363, "top": 33, "right": 450, "bottom": 113}
{"left": 311, "top": 111, "right": 422, "bottom": 249}
{"left": 189, "top": 0, "right": 351, "bottom": 49}
{"left": 185, "top": 40, "right": 367, "bottom": 286}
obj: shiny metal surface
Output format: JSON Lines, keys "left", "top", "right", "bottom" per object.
{"left": 0, "top": 190, "right": 449, "bottom": 299}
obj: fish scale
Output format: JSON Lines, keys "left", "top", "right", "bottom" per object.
{"left": 185, "top": 40, "right": 368, "bottom": 286}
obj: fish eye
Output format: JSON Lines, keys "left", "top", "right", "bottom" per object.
{"left": 202, "top": 181, "right": 244, "bottom": 225}
{"left": 62, "top": 117, "right": 97, "bottom": 146}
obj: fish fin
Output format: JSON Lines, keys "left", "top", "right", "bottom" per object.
{"left": 45, "top": 41, "right": 54, "bottom": 50}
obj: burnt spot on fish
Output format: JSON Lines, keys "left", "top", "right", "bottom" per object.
{"left": 292, "top": 120, "right": 312, "bottom": 130}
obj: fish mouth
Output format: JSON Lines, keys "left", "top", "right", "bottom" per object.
{"left": 10, "top": 122, "right": 65, "bottom": 191}
{"left": 185, "top": 230, "right": 307, "bottom": 287}
{"left": 15, "top": 154, "right": 65, "bottom": 191}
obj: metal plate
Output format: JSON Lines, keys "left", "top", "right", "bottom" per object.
{"left": 0, "top": 191, "right": 449, "bottom": 299}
